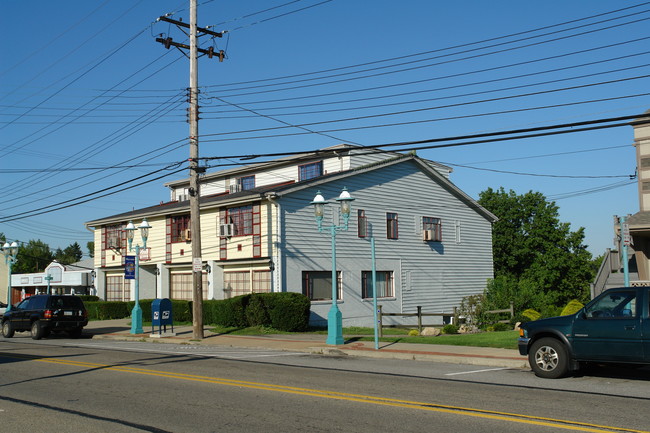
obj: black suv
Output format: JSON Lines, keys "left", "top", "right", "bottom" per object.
{"left": 1, "top": 295, "right": 88, "bottom": 340}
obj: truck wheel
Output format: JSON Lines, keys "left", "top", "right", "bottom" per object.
{"left": 529, "top": 337, "right": 570, "bottom": 379}
{"left": 30, "top": 320, "right": 45, "bottom": 340}
{"left": 2, "top": 321, "right": 14, "bottom": 338}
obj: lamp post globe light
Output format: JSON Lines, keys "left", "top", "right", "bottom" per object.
{"left": 125, "top": 218, "right": 151, "bottom": 334}
{"left": 310, "top": 187, "right": 355, "bottom": 345}
{"left": 2, "top": 241, "right": 19, "bottom": 313}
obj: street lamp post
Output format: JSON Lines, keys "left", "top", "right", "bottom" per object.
{"left": 311, "top": 187, "right": 355, "bottom": 345}
{"left": 125, "top": 218, "right": 151, "bottom": 335}
{"left": 45, "top": 274, "right": 53, "bottom": 295}
{"left": 2, "top": 241, "right": 19, "bottom": 312}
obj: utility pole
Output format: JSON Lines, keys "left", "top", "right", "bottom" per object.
{"left": 155, "top": 0, "right": 224, "bottom": 339}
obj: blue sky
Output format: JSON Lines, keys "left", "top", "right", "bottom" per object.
{"left": 1, "top": 0, "right": 648, "bottom": 257}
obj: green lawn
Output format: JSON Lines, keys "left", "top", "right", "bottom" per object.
{"left": 358, "top": 330, "right": 519, "bottom": 350}
{"left": 208, "top": 325, "right": 519, "bottom": 350}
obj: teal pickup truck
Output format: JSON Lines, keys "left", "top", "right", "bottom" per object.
{"left": 518, "top": 287, "right": 650, "bottom": 378}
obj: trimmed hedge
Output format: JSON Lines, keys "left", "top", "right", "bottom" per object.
{"left": 84, "top": 293, "right": 310, "bottom": 331}
{"left": 85, "top": 301, "right": 130, "bottom": 320}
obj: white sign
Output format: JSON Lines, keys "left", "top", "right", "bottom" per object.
{"left": 193, "top": 257, "right": 203, "bottom": 272}
{"left": 623, "top": 223, "right": 632, "bottom": 246}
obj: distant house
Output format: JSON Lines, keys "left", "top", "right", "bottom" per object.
{"left": 625, "top": 111, "right": 650, "bottom": 283}
{"left": 592, "top": 110, "right": 650, "bottom": 296}
{"left": 85, "top": 145, "right": 496, "bottom": 326}
{"left": 7, "top": 259, "right": 95, "bottom": 304}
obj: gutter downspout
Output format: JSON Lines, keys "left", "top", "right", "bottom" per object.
{"left": 265, "top": 192, "right": 282, "bottom": 293}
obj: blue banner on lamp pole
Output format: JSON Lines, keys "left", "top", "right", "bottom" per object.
{"left": 124, "top": 256, "right": 136, "bottom": 280}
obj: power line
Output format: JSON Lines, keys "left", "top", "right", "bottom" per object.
{"left": 0, "top": 161, "right": 183, "bottom": 174}
{"left": 213, "top": 96, "right": 363, "bottom": 146}
{"left": 0, "top": 164, "right": 186, "bottom": 223}
{"left": 198, "top": 113, "right": 650, "bottom": 161}
{"left": 199, "top": 70, "right": 650, "bottom": 120}
{"left": 0, "top": 22, "right": 151, "bottom": 135}
{"left": 3, "top": 114, "right": 645, "bottom": 224}
{"left": 205, "top": 18, "right": 650, "bottom": 97}
{"left": 221, "top": 0, "right": 334, "bottom": 33}
{"left": 549, "top": 180, "right": 637, "bottom": 200}
{"left": 201, "top": 2, "right": 650, "bottom": 89}
{"left": 437, "top": 162, "right": 632, "bottom": 179}
{"left": 3, "top": 94, "right": 186, "bottom": 204}
{"left": 199, "top": 51, "right": 650, "bottom": 113}
{"left": 195, "top": 92, "right": 650, "bottom": 143}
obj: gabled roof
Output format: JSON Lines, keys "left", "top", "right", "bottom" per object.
{"left": 87, "top": 153, "right": 495, "bottom": 226}
{"left": 86, "top": 180, "right": 296, "bottom": 226}
{"left": 269, "top": 153, "right": 496, "bottom": 223}
{"left": 628, "top": 211, "right": 650, "bottom": 229}
{"left": 164, "top": 143, "right": 358, "bottom": 188}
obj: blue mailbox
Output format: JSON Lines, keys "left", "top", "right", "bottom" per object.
{"left": 151, "top": 298, "right": 173, "bottom": 335}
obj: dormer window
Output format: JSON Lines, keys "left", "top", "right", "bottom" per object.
{"left": 230, "top": 175, "right": 255, "bottom": 193}
{"left": 239, "top": 175, "right": 255, "bottom": 190}
{"left": 299, "top": 161, "right": 323, "bottom": 181}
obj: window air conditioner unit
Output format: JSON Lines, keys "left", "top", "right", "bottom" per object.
{"left": 423, "top": 229, "right": 435, "bottom": 241}
{"left": 177, "top": 194, "right": 189, "bottom": 202}
{"left": 229, "top": 184, "right": 241, "bottom": 194}
{"left": 219, "top": 223, "right": 234, "bottom": 237}
{"left": 181, "top": 228, "right": 191, "bottom": 241}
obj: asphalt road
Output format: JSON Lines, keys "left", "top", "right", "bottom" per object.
{"left": 1, "top": 337, "right": 649, "bottom": 432}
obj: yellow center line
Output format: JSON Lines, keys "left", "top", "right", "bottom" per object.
{"left": 13, "top": 355, "right": 650, "bottom": 433}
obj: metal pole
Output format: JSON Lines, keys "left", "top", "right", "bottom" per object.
{"left": 621, "top": 215, "right": 630, "bottom": 286}
{"left": 189, "top": 0, "right": 204, "bottom": 339}
{"left": 326, "top": 225, "right": 343, "bottom": 345}
{"left": 371, "top": 237, "right": 378, "bottom": 350}
{"left": 5, "top": 258, "right": 13, "bottom": 312}
{"left": 130, "top": 245, "right": 143, "bottom": 334}
{"left": 378, "top": 305, "right": 383, "bottom": 338}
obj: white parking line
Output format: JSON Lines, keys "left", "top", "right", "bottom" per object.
{"left": 445, "top": 367, "right": 511, "bottom": 376}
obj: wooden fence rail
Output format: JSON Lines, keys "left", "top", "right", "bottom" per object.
{"left": 377, "top": 302, "right": 514, "bottom": 336}
{"left": 487, "top": 302, "right": 514, "bottom": 324}
{"left": 377, "top": 305, "right": 457, "bottom": 337}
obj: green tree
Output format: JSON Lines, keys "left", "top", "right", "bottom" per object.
{"left": 87, "top": 241, "right": 95, "bottom": 258}
{"left": 13, "top": 239, "right": 54, "bottom": 273}
{"left": 54, "top": 242, "right": 84, "bottom": 264}
{"left": 478, "top": 187, "right": 594, "bottom": 308}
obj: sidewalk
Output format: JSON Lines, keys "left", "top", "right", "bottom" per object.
{"left": 86, "top": 319, "right": 529, "bottom": 369}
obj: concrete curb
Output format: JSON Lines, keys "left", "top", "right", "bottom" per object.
{"left": 88, "top": 329, "right": 529, "bottom": 369}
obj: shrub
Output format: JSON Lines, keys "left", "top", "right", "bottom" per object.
{"left": 521, "top": 309, "right": 541, "bottom": 322}
{"left": 408, "top": 329, "right": 419, "bottom": 337}
{"left": 442, "top": 324, "right": 459, "bottom": 334}
{"left": 540, "top": 304, "right": 563, "bottom": 318}
{"left": 85, "top": 301, "right": 130, "bottom": 320}
{"left": 77, "top": 295, "right": 100, "bottom": 302}
{"left": 561, "top": 299, "right": 584, "bottom": 316}
{"left": 171, "top": 300, "right": 192, "bottom": 322}
{"left": 265, "top": 292, "right": 311, "bottom": 332}
{"left": 209, "top": 296, "right": 249, "bottom": 327}
{"left": 85, "top": 293, "right": 310, "bottom": 331}
{"left": 246, "top": 293, "right": 270, "bottom": 327}
{"left": 492, "top": 322, "right": 511, "bottom": 331}
{"left": 458, "top": 294, "right": 486, "bottom": 325}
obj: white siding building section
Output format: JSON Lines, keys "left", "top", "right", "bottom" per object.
{"left": 88, "top": 145, "right": 495, "bottom": 328}
{"left": 278, "top": 157, "right": 494, "bottom": 327}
